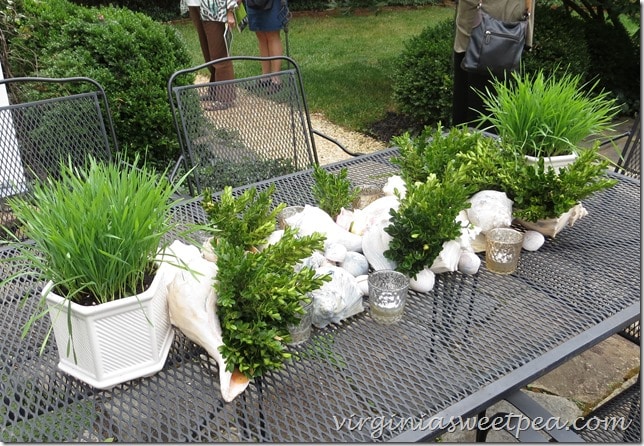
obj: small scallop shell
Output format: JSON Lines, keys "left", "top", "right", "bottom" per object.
{"left": 201, "top": 237, "right": 217, "bottom": 262}
{"left": 522, "top": 230, "right": 545, "bottom": 251}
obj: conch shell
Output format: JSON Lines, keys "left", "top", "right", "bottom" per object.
{"left": 165, "top": 241, "right": 250, "bottom": 402}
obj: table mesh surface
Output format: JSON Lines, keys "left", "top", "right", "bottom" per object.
{"left": 0, "top": 148, "right": 640, "bottom": 442}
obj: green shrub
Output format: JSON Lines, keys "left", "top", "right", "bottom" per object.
{"left": 583, "top": 19, "right": 640, "bottom": 115}
{"left": 521, "top": 5, "right": 591, "bottom": 80}
{"left": 69, "top": 0, "right": 180, "bottom": 21}
{"left": 391, "top": 18, "right": 454, "bottom": 128}
{"left": 5, "top": 0, "right": 193, "bottom": 169}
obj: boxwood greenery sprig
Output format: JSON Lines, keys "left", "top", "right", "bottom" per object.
{"left": 201, "top": 184, "right": 285, "bottom": 251}
{"left": 384, "top": 172, "right": 471, "bottom": 278}
{"left": 311, "top": 164, "right": 360, "bottom": 219}
{"left": 457, "top": 141, "right": 618, "bottom": 221}
{"left": 214, "top": 228, "right": 330, "bottom": 379}
{"left": 390, "top": 123, "right": 493, "bottom": 184}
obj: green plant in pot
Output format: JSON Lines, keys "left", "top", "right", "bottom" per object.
{"left": 459, "top": 140, "right": 618, "bottom": 236}
{"left": 476, "top": 68, "right": 620, "bottom": 169}
{"left": 1, "top": 157, "right": 189, "bottom": 389}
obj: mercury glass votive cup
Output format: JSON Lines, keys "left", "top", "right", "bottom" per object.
{"left": 368, "top": 270, "right": 409, "bottom": 325}
{"left": 485, "top": 228, "right": 524, "bottom": 274}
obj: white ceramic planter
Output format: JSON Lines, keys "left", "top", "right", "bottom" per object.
{"left": 524, "top": 153, "right": 578, "bottom": 173}
{"left": 44, "top": 262, "right": 174, "bottom": 389}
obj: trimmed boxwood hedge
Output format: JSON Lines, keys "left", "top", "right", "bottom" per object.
{"left": 3, "top": 0, "right": 193, "bottom": 169}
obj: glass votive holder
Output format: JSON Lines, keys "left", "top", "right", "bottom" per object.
{"left": 287, "top": 301, "right": 313, "bottom": 346}
{"left": 368, "top": 270, "right": 409, "bottom": 325}
{"left": 485, "top": 227, "right": 524, "bottom": 275}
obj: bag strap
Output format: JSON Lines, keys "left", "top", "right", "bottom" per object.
{"left": 477, "top": 0, "right": 533, "bottom": 18}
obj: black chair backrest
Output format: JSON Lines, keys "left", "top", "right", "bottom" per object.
{"left": 0, "top": 76, "right": 118, "bottom": 234}
{"left": 168, "top": 56, "right": 321, "bottom": 196}
{"left": 614, "top": 117, "right": 641, "bottom": 179}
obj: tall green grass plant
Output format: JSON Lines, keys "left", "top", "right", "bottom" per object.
{"left": 4, "top": 157, "right": 187, "bottom": 305}
{"left": 477, "top": 69, "right": 620, "bottom": 157}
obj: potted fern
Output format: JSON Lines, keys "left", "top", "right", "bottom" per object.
{"left": 477, "top": 69, "right": 620, "bottom": 171}
{"left": 2, "top": 157, "right": 189, "bottom": 389}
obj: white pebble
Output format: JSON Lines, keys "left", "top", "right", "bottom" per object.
{"left": 522, "top": 230, "right": 545, "bottom": 251}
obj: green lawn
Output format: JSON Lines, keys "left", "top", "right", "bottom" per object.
{"left": 170, "top": 6, "right": 455, "bottom": 133}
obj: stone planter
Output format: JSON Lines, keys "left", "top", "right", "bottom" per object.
{"left": 44, "top": 262, "right": 174, "bottom": 389}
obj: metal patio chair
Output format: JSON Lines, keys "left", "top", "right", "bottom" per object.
{"left": 610, "top": 117, "right": 641, "bottom": 179}
{"left": 600, "top": 116, "right": 642, "bottom": 178}
{"left": 168, "top": 56, "right": 361, "bottom": 197}
{"left": 0, "top": 76, "right": 118, "bottom": 236}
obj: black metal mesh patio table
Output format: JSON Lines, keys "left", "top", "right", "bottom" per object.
{"left": 0, "top": 148, "right": 640, "bottom": 442}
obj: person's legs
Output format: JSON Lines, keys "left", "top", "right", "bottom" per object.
{"left": 202, "top": 20, "right": 235, "bottom": 104}
{"left": 188, "top": 6, "right": 215, "bottom": 82}
{"left": 466, "top": 70, "right": 492, "bottom": 125}
{"left": 265, "top": 31, "right": 283, "bottom": 73}
{"left": 255, "top": 32, "right": 272, "bottom": 74}
{"left": 255, "top": 30, "right": 283, "bottom": 87}
{"left": 452, "top": 50, "right": 493, "bottom": 128}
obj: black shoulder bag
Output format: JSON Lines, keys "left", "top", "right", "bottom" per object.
{"left": 461, "top": 0, "right": 532, "bottom": 75}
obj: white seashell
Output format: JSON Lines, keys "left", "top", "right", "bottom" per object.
{"left": 311, "top": 266, "right": 364, "bottom": 328}
{"left": 265, "top": 229, "right": 284, "bottom": 247}
{"left": 458, "top": 251, "right": 481, "bottom": 274}
{"left": 409, "top": 268, "right": 435, "bottom": 293}
{"left": 522, "top": 230, "right": 545, "bottom": 251}
{"left": 467, "top": 190, "right": 513, "bottom": 234}
{"left": 297, "top": 250, "right": 329, "bottom": 271}
{"left": 200, "top": 237, "right": 217, "bottom": 262}
{"left": 456, "top": 209, "right": 482, "bottom": 251}
{"left": 325, "top": 243, "right": 347, "bottom": 263}
{"left": 340, "top": 251, "right": 369, "bottom": 277}
{"left": 276, "top": 205, "right": 304, "bottom": 229}
{"left": 286, "top": 205, "right": 363, "bottom": 252}
{"left": 355, "top": 274, "right": 369, "bottom": 296}
{"left": 165, "top": 241, "right": 250, "bottom": 403}
{"left": 350, "top": 195, "right": 399, "bottom": 236}
{"left": 429, "top": 240, "right": 462, "bottom": 274}
{"left": 362, "top": 220, "right": 397, "bottom": 271}
{"left": 568, "top": 202, "right": 588, "bottom": 227}
{"left": 470, "top": 232, "right": 487, "bottom": 253}
{"left": 335, "top": 208, "right": 354, "bottom": 231}
{"left": 383, "top": 175, "right": 406, "bottom": 199}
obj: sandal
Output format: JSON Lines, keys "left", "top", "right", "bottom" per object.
{"left": 203, "top": 101, "right": 233, "bottom": 111}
